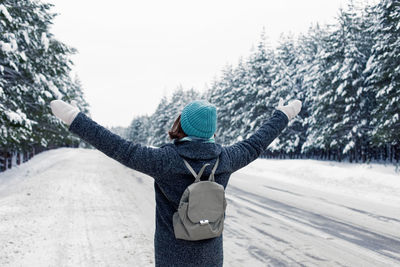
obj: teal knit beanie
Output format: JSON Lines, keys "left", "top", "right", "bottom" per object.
{"left": 180, "top": 100, "right": 217, "bottom": 139}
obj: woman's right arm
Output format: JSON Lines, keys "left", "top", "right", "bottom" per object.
{"left": 68, "top": 112, "right": 170, "bottom": 177}
{"left": 50, "top": 100, "right": 170, "bottom": 177}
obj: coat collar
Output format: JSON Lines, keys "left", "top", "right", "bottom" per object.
{"left": 173, "top": 141, "right": 222, "bottom": 160}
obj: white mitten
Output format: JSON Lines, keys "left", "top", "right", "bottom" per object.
{"left": 276, "top": 98, "right": 302, "bottom": 120}
{"left": 50, "top": 100, "right": 80, "bottom": 125}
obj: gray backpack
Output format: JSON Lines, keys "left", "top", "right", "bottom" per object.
{"left": 173, "top": 158, "right": 227, "bottom": 241}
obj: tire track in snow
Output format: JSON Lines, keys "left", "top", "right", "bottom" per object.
{"left": 224, "top": 183, "right": 400, "bottom": 266}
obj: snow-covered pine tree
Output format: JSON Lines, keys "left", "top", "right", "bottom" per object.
{"left": 126, "top": 115, "right": 150, "bottom": 145}
{"left": 238, "top": 30, "right": 276, "bottom": 141}
{"left": 303, "top": 14, "right": 351, "bottom": 161}
{"left": 268, "top": 34, "right": 306, "bottom": 158}
{"left": 228, "top": 58, "right": 252, "bottom": 143}
{"left": 1, "top": 0, "right": 37, "bottom": 152}
{"left": 364, "top": 0, "right": 400, "bottom": 162}
{"left": 148, "top": 95, "right": 170, "bottom": 147}
{"left": 0, "top": 0, "right": 88, "bottom": 167}
{"left": 300, "top": 24, "right": 332, "bottom": 159}
{"left": 209, "top": 64, "right": 238, "bottom": 144}
{"left": 324, "top": 3, "right": 375, "bottom": 163}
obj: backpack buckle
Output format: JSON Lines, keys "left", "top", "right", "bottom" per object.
{"left": 199, "top": 220, "right": 209, "bottom": 225}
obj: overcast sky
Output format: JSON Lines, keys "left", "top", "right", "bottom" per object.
{"left": 48, "top": 0, "right": 352, "bottom": 127}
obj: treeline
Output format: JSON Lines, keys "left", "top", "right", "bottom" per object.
{"left": 0, "top": 0, "right": 89, "bottom": 171}
{"left": 124, "top": 0, "right": 399, "bottom": 164}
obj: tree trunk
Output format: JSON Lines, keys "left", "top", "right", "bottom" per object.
{"left": 0, "top": 151, "right": 6, "bottom": 172}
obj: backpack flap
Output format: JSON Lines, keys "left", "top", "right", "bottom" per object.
{"left": 187, "top": 181, "right": 225, "bottom": 223}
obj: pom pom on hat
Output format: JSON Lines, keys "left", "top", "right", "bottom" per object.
{"left": 180, "top": 100, "right": 217, "bottom": 139}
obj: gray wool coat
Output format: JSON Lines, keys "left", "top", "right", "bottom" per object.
{"left": 68, "top": 110, "right": 288, "bottom": 267}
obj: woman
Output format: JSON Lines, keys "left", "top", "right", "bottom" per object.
{"left": 50, "top": 98, "right": 301, "bottom": 266}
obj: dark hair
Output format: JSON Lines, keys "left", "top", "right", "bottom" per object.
{"left": 168, "top": 114, "right": 187, "bottom": 140}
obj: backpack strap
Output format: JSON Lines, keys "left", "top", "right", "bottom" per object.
{"left": 208, "top": 158, "right": 219, "bottom": 182}
{"left": 183, "top": 159, "right": 210, "bottom": 183}
{"left": 183, "top": 158, "right": 219, "bottom": 183}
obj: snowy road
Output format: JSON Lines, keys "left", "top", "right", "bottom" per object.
{"left": 0, "top": 148, "right": 399, "bottom": 266}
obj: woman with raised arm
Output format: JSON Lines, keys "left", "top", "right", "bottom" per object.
{"left": 50, "top": 98, "right": 301, "bottom": 267}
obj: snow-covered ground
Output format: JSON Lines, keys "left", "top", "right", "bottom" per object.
{"left": 0, "top": 148, "right": 399, "bottom": 266}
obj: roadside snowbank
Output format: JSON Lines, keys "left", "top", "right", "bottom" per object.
{"left": 239, "top": 159, "right": 400, "bottom": 207}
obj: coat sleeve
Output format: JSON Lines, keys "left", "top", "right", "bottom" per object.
{"left": 68, "top": 112, "right": 170, "bottom": 178}
{"left": 224, "top": 110, "right": 289, "bottom": 173}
